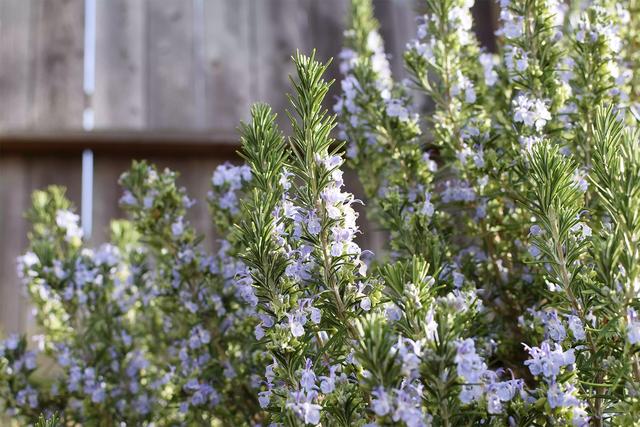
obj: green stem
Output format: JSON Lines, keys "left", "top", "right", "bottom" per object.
{"left": 549, "top": 211, "right": 603, "bottom": 427}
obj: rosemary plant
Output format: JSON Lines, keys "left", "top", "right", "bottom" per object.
{"left": 3, "top": 0, "right": 640, "bottom": 425}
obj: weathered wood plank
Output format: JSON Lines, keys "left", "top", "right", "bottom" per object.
{"left": 202, "top": 0, "right": 253, "bottom": 131}
{"left": 309, "top": 0, "right": 347, "bottom": 104}
{"left": 146, "top": 0, "right": 201, "bottom": 130}
{"left": 0, "top": 0, "right": 493, "bottom": 136}
{"left": 472, "top": 0, "right": 498, "bottom": 51}
{"left": 90, "top": 156, "right": 127, "bottom": 245}
{"left": 31, "top": 0, "right": 85, "bottom": 129}
{"left": 94, "top": 0, "right": 147, "bottom": 129}
{"left": 252, "top": 0, "right": 417, "bottom": 131}
{"left": 0, "top": 129, "right": 239, "bottom": 156}
{"left": 0, "top": 0, "right": 34, "bottom": 131}
{"left": 253, "top": 0, "right": 313, "bottom": 132}
{"left": 374, "top": 0, "right": 418, "bottom": 79}
{"left": 0, "top": 156, "right": 29, "bottom": 334}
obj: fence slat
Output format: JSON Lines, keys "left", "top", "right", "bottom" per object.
{"left": 373, "top": 0, "right": 418, "bottom": 79}
{"left": 253, "top": 0, "right": 314, "bottom": 132}
{"left": 308, "top": 0, "right": 347, "bottom": 104}
{"left": 31, "top": 0, "right": 85, "bottom": 129}
{"left": 0, "top": 0, "right": 34, "bottom": 131}
{"left": 146, "top": 0, "right": 200, "bottom": 129}
{"left": 202, "top": 0, "right": 252, "bottom": 132}
{"left": 94, "top": 0, "right": 147, "bottom": 129}
{"left": 0, "top": 157, "right": 29, "bottom": 333}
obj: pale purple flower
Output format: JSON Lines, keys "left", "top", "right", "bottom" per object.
{"left": 288, "top": 312, "right": 306, "bottom": 338}
{"left": 627, "top": 308, "right": 640, "bottom": 345}
{"left": 371, "top": 387, "right": 391, "bottom": 416}
{"left": 524, "top": 341, "right": 575, "bottom": 379}
{"left": 300, "top": 359, "right": 317, "bottom": 392}
{"left": 258, "top": 390, "right": 271, "bottom": 408}
{"left": 567, "top": 315, "right": 586, "bottom": 341}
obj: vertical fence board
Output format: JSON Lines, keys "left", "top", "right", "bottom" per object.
{"left": 202, "top": 0, "right": 252, "bottom": 131}
{"left": 253, "top": 0, "right": 313, "bottom": 132}
{"left": 0, "top": 0, "right": 496, "bottom": 135}
{"left": 0, "top": 157, "right": 29, "bottom": 334}
{"left": 90, "top": 157, "right": 129, "bottom": 245}
{"left": 32, "top": 0, "right": 84, "bottom": 129}
{"left": 472, "top": 0, "right": 498, "bottom": 51}
{"left": 374, "top": 0, "right": 418, "bottom": 79}
{"left": 146, "top": 0, "right": 200, "bottom": 129}
{"left": 309, "top": 0, "right": 347, "bottom": 104}
{"left": 94, "top": 0, "right": 147, "bottom": 129}
{"left": 0, "top": 0, "right": 34, "bottom": 131}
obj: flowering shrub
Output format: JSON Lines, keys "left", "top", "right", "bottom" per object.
{"left": 3, "top": 0, "right": 640, "bottom": 425}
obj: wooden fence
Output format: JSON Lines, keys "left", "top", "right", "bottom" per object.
{"left": 0, "top": 0, "right": 496, "bottom": 334}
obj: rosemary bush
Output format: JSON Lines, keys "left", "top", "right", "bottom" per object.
{"left": 3, "top": 0, "right": 640, "bottom": 425}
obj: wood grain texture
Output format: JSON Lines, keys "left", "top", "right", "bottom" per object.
{"left": 373, "top": 0, "right": 418, "bottom": 79}
{"left": 89, "top": 156, "right": 128, "bottom": 246}
{"left": 31, "top": 0, "right": 85, "bottom": 129}
{"left": 309, "top": 0, "right": 347, "bottom": 104}
{"left": 0, "top": 156, "right": 29, "bottom": 334}
{"left": 203, "top": 0, "right": 253, "bottom": 131}
{"left": 146, "top": 0, "right": 200, "bottom": 129}
{"left": 253, "top": 0, "right": 313, "bottom": 133}
{"left": 0, "top": 0, "right": 34, "bottom": 131}
{"left": 94, "top": 0, "right": 147, "bottom": 129}
{"left": 0, "top": 0, "right": 496, "bottom": 136}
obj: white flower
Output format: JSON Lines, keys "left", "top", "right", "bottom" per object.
{"left": 421, "top": 192, "right": 435, "bottom": 217}
{"left": 254, "top": 325, "right": 265, "bottom": 340}
{"left": 451, "top": 71, "right": 476, "bottom": 104}
{"left": 512, "top": 95, "right": 551, "bottom": 131}
{"left": 300, "top": 359, "right": 317, "bottom": 392}
{"left": 119, "top": 190, "right": 137, "bottom": 206}
{"left": 288, "top": 390, "right": 321, "bottom": 425}
{"left": 454, "top": 339, "right": 487, "bottom": 386}
{"left": 308, "top": 307, "right": 321, "bottom": 324}
{"left": 570, "top": 223, "right": 592, "bottom": 240}
{"left": 452, "top": 271, "right": 465, "bottom": 288}
{"left": 171, "top": 218, "right": 185, "bottom": 238}
{"left": 56, "top": 209, "right": 83, "bottom": 242}
{"left": 4, "top": 334, "right": 19, "bottom": 350}
{"left": 529, "top": 224, "right": 543, "bottom": 236}
{"left": 408, "top": 39, "right": 434, "bottom": 62}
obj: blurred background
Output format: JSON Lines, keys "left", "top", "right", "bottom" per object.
{"left": 0, "top": 0, "right": 497, "bottom": 335}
